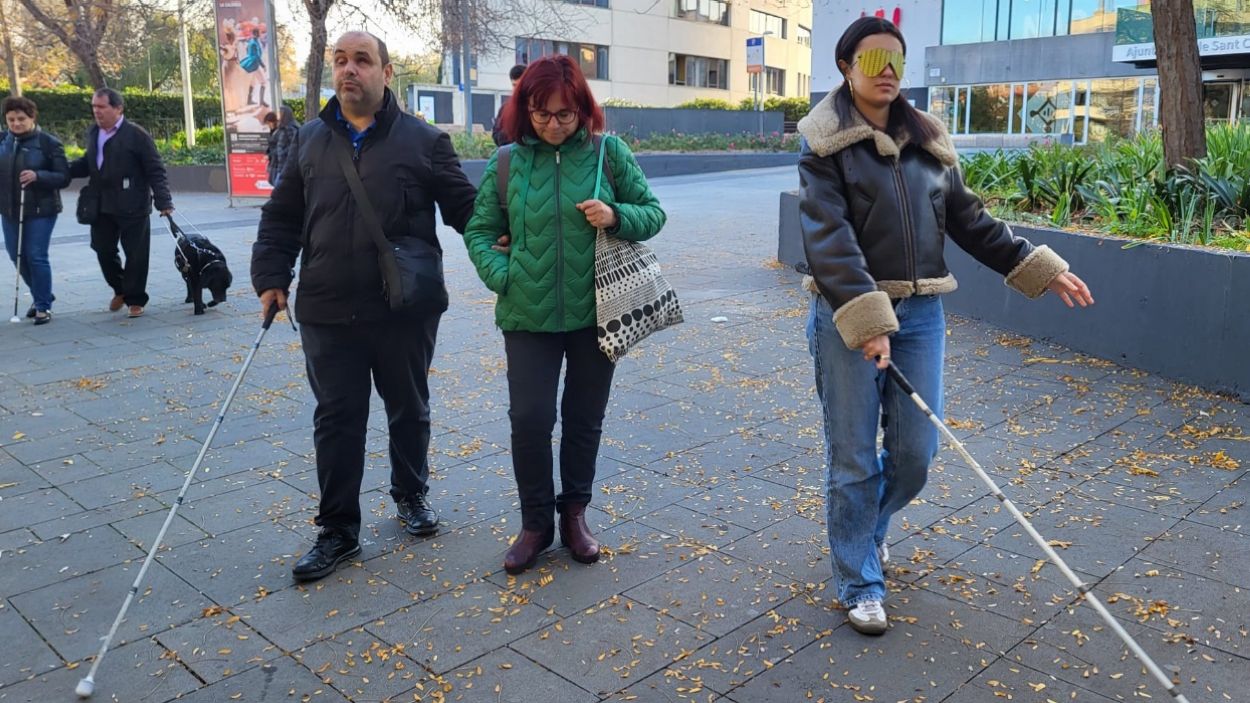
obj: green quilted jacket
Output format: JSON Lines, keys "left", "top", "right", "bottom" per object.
{"left": 462, "top": 130, "right": 667, "bottom": 332}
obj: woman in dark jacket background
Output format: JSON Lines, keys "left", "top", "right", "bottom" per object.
{"left": 797, "top": 17, "right": 1093, "bottom": 636}
{"left": 1, "top": 96, "right": 69, "bottom": 324}
{"left": 265, "top": 104, "right": 298, "bottom": 188}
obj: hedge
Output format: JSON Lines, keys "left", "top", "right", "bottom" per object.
{"left": 675, "top": 96, "right": 811, "bottom": 122}
{"left": 0, "top": 86, "right": 308, "bottom": 147}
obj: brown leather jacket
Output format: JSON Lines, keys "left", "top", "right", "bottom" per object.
{"left": 797, "top": 92, "right": 1067, "bottom": 349}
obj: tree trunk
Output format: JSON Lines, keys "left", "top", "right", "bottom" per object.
{"left": 0, "top": 0, "right": 21, "bottom": 95}
{"left": 303, "top": 0, "right": 332, "bottom": 121}
{"left": 75, "top": 42, "right": 108, "bottom": 89}
{"left": 1153, "top": 0, "right": 1207, "bottom": 168}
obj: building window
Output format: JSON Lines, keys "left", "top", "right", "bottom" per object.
{"left": 941, "top": 0, "right": 1002, "bottom": 44}
{"left": 675, "top": 0, "right": 729, "bottom": 25}
{"left": 515, "top": 38, "right": 610, "bottom": 80}
{"left": 749, "top": 67, "right": 785, "bottom": 96}
{"left": 749, "top": 9, "right": 787, "bottom": 38}
{"left": 797, "top": 25, "right": 811, "bottom": 48}
{"left": 565, "top": 0, "right": 609, "bottom": 6}
{"left": 669, "top": 53, "right": 728, "bottom": 89}
{"left": 797, "top": 72, "right": 810, "bottom": 97}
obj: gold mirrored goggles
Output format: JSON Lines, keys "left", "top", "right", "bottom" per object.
{"left": 854, "top": 48, "right": 905, "bottom": 78}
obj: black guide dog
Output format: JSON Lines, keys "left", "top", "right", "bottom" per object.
{"left": 165, "top": 214, "right": 232, "bottom": 315}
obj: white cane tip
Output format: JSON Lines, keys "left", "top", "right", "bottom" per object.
{"left": 8, "top": 316, "right": 19, "bottom": 323}
{"left": 75, "top": 677, "right": 94, "bottom": 698}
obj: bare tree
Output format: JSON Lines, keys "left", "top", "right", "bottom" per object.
{"left": 1152, "top": 0, "right": 1206, "bottom": 167}
{"left": 303, "top": 0, "right": 334, "bottom": 120}
{"left": 17, "top": 0, "right": 116, "bottom": 88}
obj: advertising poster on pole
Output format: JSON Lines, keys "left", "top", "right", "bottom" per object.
{"left": 213, "top": 0, "right": 278, "bottom": 198}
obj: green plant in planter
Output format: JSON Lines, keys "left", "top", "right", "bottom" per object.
{"left": 960, "top": 150, "right": 1016, "bottom": 203}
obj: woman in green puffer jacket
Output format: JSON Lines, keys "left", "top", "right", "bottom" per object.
{"left": 462, "top": 54, "right": 666, "bottom": 576}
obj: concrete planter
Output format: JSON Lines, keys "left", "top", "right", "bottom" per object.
{"left": 133, "top": 154, "right": 800, "bottom": 194}
{"left": 777, "top": 190, "right": 1250, "bottom": 400}
{"left": 64, "top": 165, "right": 229, "bottom": 194}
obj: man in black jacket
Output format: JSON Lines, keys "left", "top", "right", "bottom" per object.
{"left": 490, "top": 64, "right": 526, "bottom": 146}
{"left": 251, "top": 31, "right": 477, "bottom": 582}
{"left": 70, "top": 88, "right": 174, "bottom": 319}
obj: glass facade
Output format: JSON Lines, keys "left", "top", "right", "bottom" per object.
{"left": 929, "top": 76, "right": 1162, "bottom": 142}
{"left": 942, "top": 0, "right": 1156, "bottom": 45}
{"left": 1115, "top": 0, "right": 1250, "bottom": 46}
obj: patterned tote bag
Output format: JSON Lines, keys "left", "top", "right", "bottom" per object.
{"left": 593, "top": 135, "right": 683, "bottom": 362}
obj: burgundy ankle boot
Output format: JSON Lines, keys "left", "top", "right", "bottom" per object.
{"left": 559, "top": 503, "right": 600, "bottom": 564}
{"left": 504, "top": 528, "right": 553, "bottom": 575}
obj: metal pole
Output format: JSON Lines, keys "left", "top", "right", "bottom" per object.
{"left": 178, "top": 0, "right": 196, "bottom": 147}
{"left": 461, "top": 0, "right": 474, "bottom": 135}
{"left": 265, "top": 0, "right": 281, "bottom": 112}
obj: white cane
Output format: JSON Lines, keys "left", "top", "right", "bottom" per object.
{"left": 8, "top": 186, "right": 25, "bottom": 323}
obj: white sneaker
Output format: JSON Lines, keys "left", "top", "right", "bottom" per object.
{"left": 877, "top": 542, "right": 890, "bottom": 565}
{"left": 848, "top": 599, "right": 888, "bottom": 635}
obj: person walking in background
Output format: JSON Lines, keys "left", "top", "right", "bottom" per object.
{"left": 252, "top": 31, "right": 477, "bottom": 583}
{"left": 69, "top": 88, "right": 173, "bottom": 319}
{"left": 0, "top": 96, "right": 69, "bottom": 325}
{"left": 491, "top": 64, "right": 527, "bottom": 147}
{"left": 265, "top": 105, "right": 299, "bottom": 188}
{"left": 797, "top": 16, "right": 1094, "bottom": 636}
{"left": 462, "top": 54, "right": 667, "bottom": 575}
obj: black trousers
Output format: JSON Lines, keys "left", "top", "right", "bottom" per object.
{"left": 301, "top": 314, "right": 440, "bottom": 537}
{"left": 503, "top": 327, "right": 616, "bottom": 532}
{"left": 90, "top": 213, "right": 151, "bottom": 307}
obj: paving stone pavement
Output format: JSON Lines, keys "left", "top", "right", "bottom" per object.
{"left": 0, "top": 168, "right": 1247, "bottom": 702}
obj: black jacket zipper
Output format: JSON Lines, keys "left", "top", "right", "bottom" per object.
{"left": 892, "top": 159, "right": 918, "bottom": 288}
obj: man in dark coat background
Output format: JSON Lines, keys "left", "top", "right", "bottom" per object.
{"left": 490, "top": 64, "right": 526, "bottom": 146}
{"left": 70, "top": 88, "right": 174, "bottom": 319}
{"left": 251, "top": 30, "right": 478, "bottom": 582}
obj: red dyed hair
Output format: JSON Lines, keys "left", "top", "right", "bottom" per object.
{"left": 498, "top": 54, "right": 605, "bottom": 144}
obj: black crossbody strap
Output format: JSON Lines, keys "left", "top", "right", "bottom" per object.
{"left": 333, "top": 139, "right": 402, "bottom": 296}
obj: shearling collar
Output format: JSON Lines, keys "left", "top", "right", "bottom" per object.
{"left": 797, "top": 91, "right": 957, "bottom": 167}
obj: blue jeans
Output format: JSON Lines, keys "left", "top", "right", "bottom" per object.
{"left": 807, "top": 293, "right": 945, "bottom": 606}
{"left": 2, "top": 213, "right": 56, "bottom": 312}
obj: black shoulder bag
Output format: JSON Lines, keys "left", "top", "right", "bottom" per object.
{"left": 334, "top": 141, "right": 448, "bottom": 315}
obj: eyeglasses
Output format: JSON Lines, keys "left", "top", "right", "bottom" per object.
{"left": 854, "top": 48, "right": 905, "bottom": 78}
{"left": 530, "top": 108, "right": 578, "bottom": 125}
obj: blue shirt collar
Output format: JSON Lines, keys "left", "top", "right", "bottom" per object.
{"left": 335, "top": 107, "right": 375, "bottom": 152}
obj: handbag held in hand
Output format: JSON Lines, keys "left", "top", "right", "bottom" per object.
{"left": 590, "top": 136, "right": 682, "bottom": 362}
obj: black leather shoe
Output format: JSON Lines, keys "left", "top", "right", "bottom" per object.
{"left": 25, "top": 305, "right": 35, "bottom": 319}
{"left": 396, "top": 494, "right": 439, "bottom": 536}
{"left": 292, "top": 529, "right": 360, "bottom": 582}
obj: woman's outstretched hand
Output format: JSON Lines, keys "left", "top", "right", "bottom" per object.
{"left": 1047, "top": 272, "right": 1094, "bottom": 308}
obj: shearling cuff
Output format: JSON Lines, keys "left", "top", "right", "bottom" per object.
{"left": 1005, "top": 245, "right": 1069, "bottom": 299}
{"left": 833, "top": 290, "right": 900, "bottom": 350}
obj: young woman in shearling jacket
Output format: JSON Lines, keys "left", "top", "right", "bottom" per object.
{"left": 797, "top": 16, "right": 1094, "bottom": 636}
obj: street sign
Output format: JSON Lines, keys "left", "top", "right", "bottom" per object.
{"left": 746, "top": 36, "right": 764, "bottom": 74}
